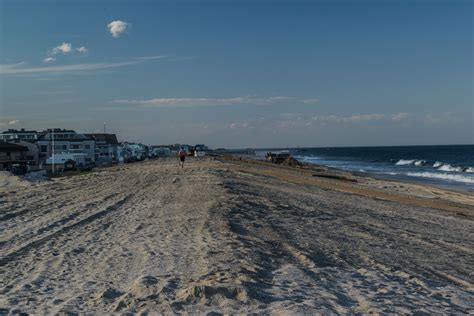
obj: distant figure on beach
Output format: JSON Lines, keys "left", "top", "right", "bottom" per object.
{"left": 179, "top": 147, "right": 186, "bottom": 168}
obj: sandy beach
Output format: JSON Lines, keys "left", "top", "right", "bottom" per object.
{"left": 1, "top": 157, "right": 473, "bottom": 314}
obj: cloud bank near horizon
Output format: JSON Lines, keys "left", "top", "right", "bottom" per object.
{"left": 112, "top": 96, "right": 319, "bottom": 108}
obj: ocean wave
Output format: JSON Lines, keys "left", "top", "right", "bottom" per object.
{"left": 395, "top": 159, "right": 472, "bottom": 173}
{"left": 437, "top": 164, "right": 463, "bottom": 172}
{"left": 395, "top": 159, "right": 427, "bottom": 166}
{"left": 295, "top": 155, "right": 322, "bottom": 162}
{"left": 407, "top": 172, "right": 474, "bottom": 184}
{"left": 395, "top": 159, "right": 416, "bottom": 166}
{"left": 414, "top": 160, "right": 426, "bottom": 166}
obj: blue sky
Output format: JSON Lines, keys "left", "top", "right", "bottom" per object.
{"left": 0, "top": 0, "right": 472, "bottom": 147}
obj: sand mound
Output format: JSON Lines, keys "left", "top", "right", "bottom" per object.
{"left": 177, "top": 283, "right": 249, "bottom": 305}
{"left": 97, "top": 275, "right": 168, "bottom": 312}
{"left": 0, "top": 171, "right": 30, "bottom": 189}
{"left": 128, "top": 275, "right": 166, "bottom": 298}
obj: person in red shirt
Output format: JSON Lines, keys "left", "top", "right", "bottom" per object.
{"left": 178, "top": 147, "right": 186, "bottom": 168}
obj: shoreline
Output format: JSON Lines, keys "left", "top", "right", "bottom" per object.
{"left": 1, "top": 157, "right": 473, "bottom": 313}
{"left": 352, "top": 169, "right": 474, "bottom": 195}
{"left": 242, "top": 152, "right": 474, "bottom": 194}
{"left": 220, "top": 154, "right": 474, "bottom": 220}
{"left": 251, "top": 146, "right": 474, "bottom": 192}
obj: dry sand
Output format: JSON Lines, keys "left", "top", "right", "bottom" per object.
{"left": 0, "top": 157, "right": 473, "bottom": 314}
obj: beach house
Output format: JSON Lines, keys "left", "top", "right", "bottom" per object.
{"left": 37, "top": 129, "right": 96, "bottom": 166}
{"left": 120, "top": 142, "right": 147, "bottom": 162}
{"left": 194, "top": 144, "right": 208, "bottom": 157}
{"left": 0, "top": 141, "right": 29, "bottom": 174}
{"left": 85, "top": 133, "right": 119, "bottom": 164}
{"left": 5, "top": 139, "right": 40, "bottom": 168}
{"left": 0, "top": 128, "right": 39, "bottom": 141}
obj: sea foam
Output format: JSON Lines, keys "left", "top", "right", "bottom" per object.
{"left": 395, "top": 159, "right": 416, "bottom": 166}
{"left": 437, "top": 164, "right": 463, "bottom": 172}
{"left": 395, "top": 159, "right": 426, "bottom": 166}
{"left": 407, "top": 172, "right": 474, "bottom": 184}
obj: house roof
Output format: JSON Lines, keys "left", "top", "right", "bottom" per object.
{"left": 85, "top": 134, "right": 119, "bottom": 145}
{"left": 42, "top": 128, "right": 76, "bottom": 133}
{"left": 1, "top": 129, "right": 38, "bottom": 134}
{"left": 37, "top": 138, "right": 94, "bottom": 143}
{"left": 0, "top": 141, "right": 29, "bottom": 152}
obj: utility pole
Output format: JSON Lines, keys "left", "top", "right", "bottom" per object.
{"left": 52, "top": 128, "right": 55, "bottom": 175}
{"left": 104, "top": 122, "right": 106, "bottom": 134}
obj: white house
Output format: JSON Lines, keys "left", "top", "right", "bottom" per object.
{"left": 37, "top": 129, "right": 96, "bottom": 166}
{"left": 0, "top": 129, "right": 38, "bottom": 141}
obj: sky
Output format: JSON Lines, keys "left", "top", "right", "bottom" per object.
{"left": 0, "top": 0, "right": 472, "bottom": 148}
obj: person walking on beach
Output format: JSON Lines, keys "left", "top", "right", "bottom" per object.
{"left": 179, "top": 147, "right": 186, "bottom": 168}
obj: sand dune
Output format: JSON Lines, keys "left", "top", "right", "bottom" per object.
{"left": 1, "top": 158, "right": 473, "bottom": 314}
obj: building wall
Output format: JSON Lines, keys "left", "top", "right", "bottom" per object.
{"left": 95, "top": 144, "right": 117, "bottom": 163}
{"left": 37, "top": 139, "right": 96, "bottom": 164}
{"left": 9, "top": 140, "right": 39, "bottom": 166}
{"left": 0, "top": 150, "right": 26, "bottom": 172}
{"left": 0, "top": 151, "right": 24, "bottom": 162}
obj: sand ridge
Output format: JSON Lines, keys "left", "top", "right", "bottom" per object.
{"left": 0, "top": 158, "right": 473, "bottom": 314}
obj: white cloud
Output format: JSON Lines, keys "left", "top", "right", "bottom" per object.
{"left": 309, "top": 114, "right": 386, "bottom": 124}
{"left": 76, "top": 46, "right": 88, "bottom": 54}
{"left": 112, "top": 96, "right": 318, "bottom": 108}
{"left": 0, "top": 60, "right": 142, "bottom": 75}
{"left": 391, "top": 112, "right": 409, "bottom": 121}
{"left": 51, "top": 42, "right": 73, "bottom": 55}
{"left": 0, "top": 62, "right": 26, "bottom": 70}
{"left": 0, "top": 119, "right": 19, "bottom": 127}
{"left": 346, "top": 114, "right": 385, "bottom": 122}
{"left": 107, "top": 20, "right": 130, "bottom": 38}
{"left": 302, "top": 98, "right": 320, "bottom": 104}
{"left": 0, "top": 56, "right": 163, "bottom": 75}
{"left": 43, "top": 57, "right": 56, "bottom": 63}
{"left": 135, "top": 55, "right": 165, "bottom": 60}
{"left": 114, "top": 97, "right": 250, "bottom": 107}
{"left": 423, "top": 112, "right": 464, "bottom": 125}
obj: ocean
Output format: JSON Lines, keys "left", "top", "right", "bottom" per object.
{"left": 257, "top": 145, "right": 474, "bottom": 190}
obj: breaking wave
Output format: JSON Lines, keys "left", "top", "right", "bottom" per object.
{"left": 395, "top": 159, "right": 472, "bottom": 173}
{"left": 395, "top": 159, "right": 427, "bottom": 166}
{"left": 437, "top": 164, "right": 463, "bottom": 172}
{"left": 407, "top": 172, "right": 474, "bottom": 184}
{"left": 395, "top": 159, "right": 416, "bottom": 166}
{"left": 414, "top": 160, "right": 426, "bottom": 166}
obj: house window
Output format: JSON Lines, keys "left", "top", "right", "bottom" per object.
{"left": 71, "top": 144, "right": 81, "bottom": 150}
{"left": 41, "top": 146, "right": 47, "bottom": 152}
{"left": 85, "top": 145, "right": 91, "bottom": 149}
